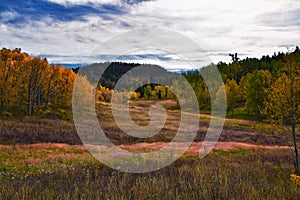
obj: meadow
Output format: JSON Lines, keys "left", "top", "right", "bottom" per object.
{"left": 0, "top": 100, "right": 299, "bottom": 199}
{"left": 0, "top": 144, "right": 298, "bottom": 199}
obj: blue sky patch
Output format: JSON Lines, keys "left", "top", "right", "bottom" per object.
{"left": 0, "top": 0, "right": 127, "bottom": 26}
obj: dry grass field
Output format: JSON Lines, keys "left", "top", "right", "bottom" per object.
{"left": 0, "top": 100, "right": 299, "bottom": 199}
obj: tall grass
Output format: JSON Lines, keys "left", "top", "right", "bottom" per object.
{"left": 0, "top": 149, "right": 299, "bottom": 199}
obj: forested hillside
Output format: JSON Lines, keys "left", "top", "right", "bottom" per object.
{"left": 73, "top": 62, "right": 141, "bottom": 89}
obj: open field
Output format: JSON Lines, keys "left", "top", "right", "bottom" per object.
{"left": 0, "top": 100, "right": 299, "bottom": 199}
{"left": 0, "top": 144, "right": 299, "bottom": 199}
{"left": 0, "top": 100, "right": 295, "bottom": 146}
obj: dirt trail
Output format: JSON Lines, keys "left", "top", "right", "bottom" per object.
{"left": 119, "top": 141, "right": 289, "bottom": 154}
{"left": 132, "top": 100, "right": 256, "bottom": 125}
{"left": 1, "top": 142, "right": 289, "bottom": 153}
{"left": 179, "top": 110, "right": 257, "bottom": 125}
{"left": 0, "top": 141, "right": 288, "bottom": 165}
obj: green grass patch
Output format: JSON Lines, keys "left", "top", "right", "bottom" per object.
{"left": 226, "top": 111, "right": 257, "bottom": 121}
{"left": 212, "top": 149, "right": 255, "bottom": 157}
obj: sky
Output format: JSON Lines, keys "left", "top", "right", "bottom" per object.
{"left": 0, "top": 0, "right": 299, "bottom": 70}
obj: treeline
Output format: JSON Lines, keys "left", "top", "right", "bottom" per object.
{"left": 0, "top": 48, "right": 76, "bottom": 119}
{"left": 0, "top": 48, "right": 177, "bottom": 118}
{"left": 184, "top": 47, "right": 300, "bottom": 120}
{"left": 75, "top": 62, "right": 177, "bottom": 102}
{"left": 1, "top": 47, "right": 299, "bottom": 123}
{"left": 74, "top": 62, "right": 176, "bottom": 89}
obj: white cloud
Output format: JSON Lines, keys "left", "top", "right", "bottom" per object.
{"left": 0, "top": 11, "right": 19, "bottom": 23}
{"left": 1, "top": 0, "right": 299, "bottom": 69}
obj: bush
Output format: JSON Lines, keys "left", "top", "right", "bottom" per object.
{"left": 1, "top": 111, "right": 12, "bottom": 117}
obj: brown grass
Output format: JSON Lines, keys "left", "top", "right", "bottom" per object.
{"left": 0, "top": 100, "right": 294, "bottom": 147}
{"left": 0, "top": 147, "right": 299, "bottom": 199}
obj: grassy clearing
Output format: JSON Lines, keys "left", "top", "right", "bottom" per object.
{"left": 0, "top": 146, "right": 299, "bottom": 199}
{"left": 0, "top": 116, "right": 81, "bottom": 145}
{"left": 0, "top": 101, "right": 295, "bottom": 147}
{"left": 0, "top": 144, "right": 87, "bottom": 169}
{"left": 1, "top": 100, "right": 299, "bottom": 199}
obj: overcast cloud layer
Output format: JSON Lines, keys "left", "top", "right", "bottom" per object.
{"left": 0, "top": 0, "right": 299, "bottom": 70}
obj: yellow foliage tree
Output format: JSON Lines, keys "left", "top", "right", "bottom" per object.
{"left": 263, "top": 55, "right": 300, "bottom": 175}
{"left": 0, "top": 48, "right": 76, "bottom": 119}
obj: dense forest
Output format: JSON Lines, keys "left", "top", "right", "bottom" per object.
{"left": 183, "top": 47, "right": 300, "bottom": 121}
{"left": 1, "top": 47, "right": 299, "bottom": 124}
{"left": 0, "top": 48, "right": 76, "bottom": 119}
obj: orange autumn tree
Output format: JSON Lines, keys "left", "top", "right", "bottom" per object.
{"left": 0, "top": 48, "right": 32, "bottom": 113}
{"left": 0, "top": 48, "right": 76, "bottom": 119}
